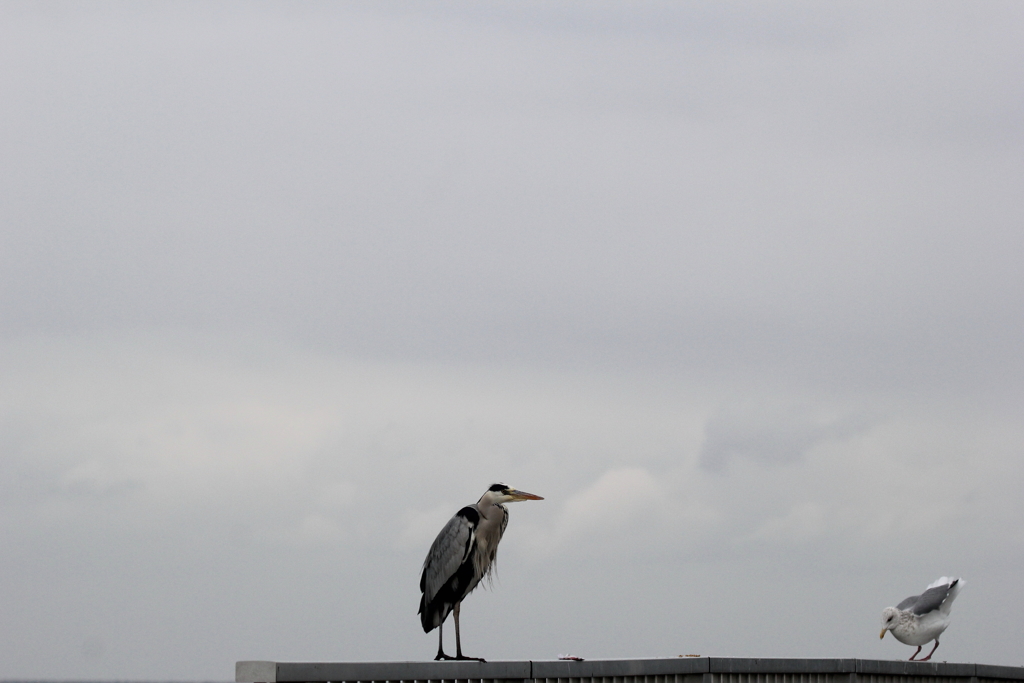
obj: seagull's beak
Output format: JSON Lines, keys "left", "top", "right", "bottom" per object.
{"left": 507, "top": 489, "right": 544, "bottom": 502}
{"left": 880, "top": 629, "right": 887, "bottom": 639}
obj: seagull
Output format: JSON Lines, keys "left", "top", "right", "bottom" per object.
{"left": 880, "top": 577, "right": 963, "bottom": 661}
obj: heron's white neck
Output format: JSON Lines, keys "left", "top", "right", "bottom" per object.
{"left": 477, "top": 496, "right": 504, "bottom": 520}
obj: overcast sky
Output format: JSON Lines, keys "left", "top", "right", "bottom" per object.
{"left": 2, "top": 1, "right": 1023, "bottom": 679}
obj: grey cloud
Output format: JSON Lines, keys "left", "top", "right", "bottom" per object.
{"left": 0, "top": 333, "right": 1022, "bottom": 676}
{"left": 1, "top": 2, "right": 1022, "bottom": 399}
{"left": 2, "top": 2, "right": 1024, "bottom": 677}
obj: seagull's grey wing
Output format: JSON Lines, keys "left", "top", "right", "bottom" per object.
{"left": 911, "top": 581, "right": 955, "bottom": 615}
{"left": 420, "top": 506, "right": 478, "bottom": 604}
{"left": 897, "top": 593, "right": 922, "bottom": 611}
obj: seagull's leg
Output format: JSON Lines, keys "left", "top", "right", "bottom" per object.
{"left": 908, "top": 645, "right": 922, "bottom": 661}
{"left": 919, "top": 640, "right": 940, "bottom": 662}
{"left": 453, "top": 601, "right": 485, "bottom": 662}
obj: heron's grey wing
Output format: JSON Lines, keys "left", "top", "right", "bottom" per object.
{"left": 421, "top": 506, "right": 478, "bottom": 603}
{"left": 499, "top": 505, "right": 509, "bottom": 538}
{"left": 910, "top": 582, "right": 954, "bottom": 615}
{"left": 897, "top": 594, "right": 921, "bottom": 611}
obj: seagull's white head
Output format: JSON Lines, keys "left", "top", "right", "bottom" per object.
{"left": 879, "top": 606, "right": 900, "bottom": 639}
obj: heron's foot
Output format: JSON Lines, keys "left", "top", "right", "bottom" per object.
{"left": 435, "top": 651, "right": 455, "bottom": 661}
{"left": 455, "top": 655, "right": 486, "bottom": 662}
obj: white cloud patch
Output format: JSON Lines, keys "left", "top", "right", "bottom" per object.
{"left": 555, "top": 467, "right": 665, "bottom": 535}
{"left": 699, "top": 401, "right": 874, "bottom": 472}
{"left": 750, "top": 502, "right": 826, "bottom": 543}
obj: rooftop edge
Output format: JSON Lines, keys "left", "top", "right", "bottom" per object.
{"left": 236, "top": 658, "right": 1024, "bottom": 683}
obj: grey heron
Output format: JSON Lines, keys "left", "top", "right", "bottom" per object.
{"left": 880, "top": 577, "right": 963, "bottom": 661}
{"left": 418, "top": 483, "right": 543, "bottom": 661}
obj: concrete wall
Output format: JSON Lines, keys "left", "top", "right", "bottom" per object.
{"left": 236, "top": 658, "right": 1024, "bottom": 683}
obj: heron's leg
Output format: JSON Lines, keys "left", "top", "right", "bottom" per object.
{"left": 452, "top": 602, "right": 485, "bottom": 662}
{"left": 908, "top": 645, "right": 922, "bottom": 661}
{"left": 433, "top": 620, "right": 452, "bottom": 661}
{"left": 919, "top": 640, "right": 940, "bottom": 662}
{"left": 454, "top": 602, "right": 465, "bottom": 658}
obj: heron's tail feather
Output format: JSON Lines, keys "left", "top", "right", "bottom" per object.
{"left": 418, "top": 594, "right": 450, "bottom": 633}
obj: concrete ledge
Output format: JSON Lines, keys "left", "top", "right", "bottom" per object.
{"left": 978, "top": 664, "right": 1024, "bottom": 681}
{"left": 237, "top": 661, "right": 278, "bottom": 683}
{"left": 710, "top": 658, "right": 859, "bottom": 674}
{"left": 857, "top": 659, "right": 976, "bottom": 676}
{"left": 533, "top": 657, "right": 708, "bottom": 678}
{"left": 236, "top": 658, "right": 1024, "bottom": 683}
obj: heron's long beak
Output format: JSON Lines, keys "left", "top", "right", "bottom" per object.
{"left": 880, "top": 629, "right": 887, "bottom": 639}
{"left": 508, "top": 489, "right": 544, "bottom": 501}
